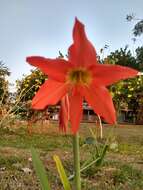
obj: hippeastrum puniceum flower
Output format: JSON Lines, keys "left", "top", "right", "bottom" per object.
{"left": 59, "top": 94, "right": 69, "bottom": 132}
{"left": 26, "top": 18, "right": 139, "bottom": 133}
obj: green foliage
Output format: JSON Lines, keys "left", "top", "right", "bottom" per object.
{"left": 16, "top": 69, "right": 47, "bottom": 102}
{"left": 110, "top": 76, "right": 143, "bottom": 111}
{"left": 31, "top": 148, "right": 51, "bottom": 190}
{"left": 0, "top": 125, "right": 72, "bottom": 151}
{"left": 133, "top": 20, "right": 143, "bottom": 37}
{"left": 0, "top": 155, "right": 23, "bottom": 169}
{"left": 0, "top": 62, "right": 10, "bottom": 76}
{"left": 107, "top": 46, "right": 138, "bottom": 69}
{"left": 15, "top": 69, "right": 47, "bottom": 118}
{"left": 136, "top": 47, "right": 143, "bottom": 70}
{"left": 112, "top": 164, "right": 143, "bottom": 185}
{"left": 126, "top": 13, "right": 143, "bottom": 37}
{"left": 106, "top": 46, "right": 143, "bottom": 122}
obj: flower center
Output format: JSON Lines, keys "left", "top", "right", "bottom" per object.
{"left": 67, "top": 68, "right": 92, "bottom": 86}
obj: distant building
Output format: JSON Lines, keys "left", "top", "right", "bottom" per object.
{"left": 49, "top": 103, "right": 135, "bottom": 124}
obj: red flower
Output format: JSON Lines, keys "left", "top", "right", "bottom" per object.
{"left": 26, "top": 18, "right": 138, "bottom": 133}
{"left": 59, "top": 95, "right": 69, "bottom": 132}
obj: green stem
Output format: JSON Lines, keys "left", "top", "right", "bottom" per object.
{"left": 73, "top": 132, "right": 81, "bottom": 190}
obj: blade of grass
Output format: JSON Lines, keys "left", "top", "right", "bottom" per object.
{"left": 68, "top": 157, "right": 101, "bottom": 180}
{"left": 96, "top": 144, "right": 108, "bottom": 166}
{"left": 53, "top": 155, "right": 72, "bottom": 190}
{"left": 31, "top": 148, "right": 51, "bottom": 190}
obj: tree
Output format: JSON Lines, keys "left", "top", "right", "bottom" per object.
{"left": 15, "top": 69, "right": 47, "bottom": 119}
{"left": 133, "top": 20, "right": 143, "bottom": 37}
{"left": 126, "top": 14, "right": 143, "bottom": 37}
{"left": 136, "top": 46, "right": 143, "bottom": 71}
{"left": 106, "top": 48, "right": 143, "bottom": 123}
{"left": 16, "top": 69, "right": 47, "bottom": 102}
{"left": 106, "top": 46, "right": 139, "bottom": 69}
{"left": 0, "top": 61, "right": 10, "bottom": 104}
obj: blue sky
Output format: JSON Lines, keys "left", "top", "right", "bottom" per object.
{"left": 0, "top": 0, "right": 143, "bottom": 87}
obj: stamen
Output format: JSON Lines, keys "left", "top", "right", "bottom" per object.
{"left": 66, "top": 68, "right": 92, "bottom": 86}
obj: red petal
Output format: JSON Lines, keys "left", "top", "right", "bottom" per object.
{"left": 32, "top": 79, "right": 69, "bottom": 109}
{"left": 59, "top": 95, "right": 69, "bottom": 132}
{"left": 81, "top": 85, "right": 116, "bottom": 124}
{"left": 26, "top": 56, "right": 71, "bottom": 82}
{"left": 69, "top": 87, "right": 83, "bottom": 134}
{"left": 68, "top": 18, "right": 97, "bottom": 67}
{"left": 90, "top": 64, "right": 138, "bottom": 86}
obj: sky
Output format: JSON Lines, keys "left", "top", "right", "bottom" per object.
{"left": 0, "top": 0, "right": 143, "bottom": 90}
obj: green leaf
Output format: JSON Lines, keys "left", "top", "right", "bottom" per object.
{"left": 53, "top": 155, "right": 71, "bottom": 190}
{"left": 31, "top": 148, "right": 51, "bottom": 190}
{"left": 96, "top": 144, "right": 108, "bottom": 166}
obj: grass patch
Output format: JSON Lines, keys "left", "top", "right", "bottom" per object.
{"left": 0, "top": 123, "right": 143, "bottom": 189}
{"left": 0, "top": 155, "right": 24, "bottom": 169}
{"left": 0, "top": 126, "right": 72, "bottom": 151}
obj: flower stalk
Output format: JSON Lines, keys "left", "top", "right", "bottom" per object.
{"left": 73, "top": 132, "right": 81, "bottom": 190}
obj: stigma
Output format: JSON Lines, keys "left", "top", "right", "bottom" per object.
{"left": 66, "top": 68, "right": 92, "bottom": 86}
